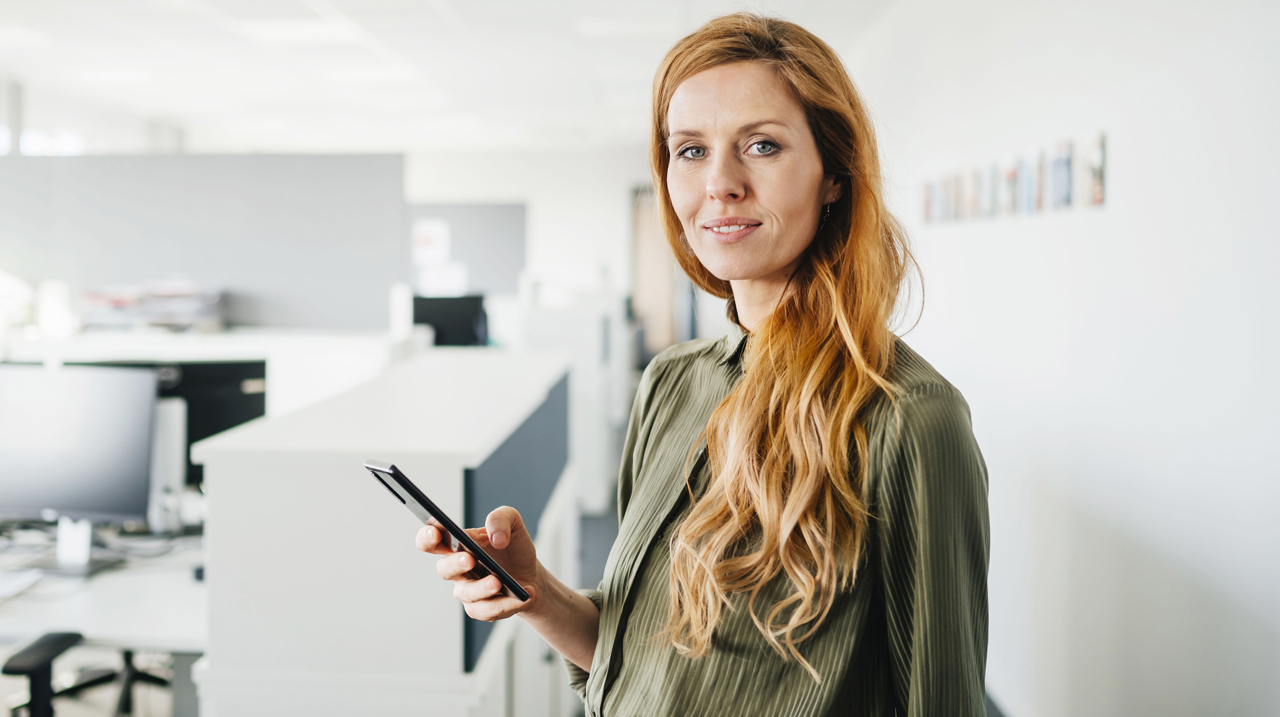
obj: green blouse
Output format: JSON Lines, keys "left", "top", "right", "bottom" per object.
{"left": 567, "top": 325, "right": 990, "bottom": 716}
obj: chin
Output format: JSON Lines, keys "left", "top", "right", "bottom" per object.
{"left": 695, "top": 254, "right": 769, "bottom": 283}
{"left": 696, "top": 259, "right": 745, "bottom": 282}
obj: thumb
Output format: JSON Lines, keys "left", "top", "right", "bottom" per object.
{"left": 485, "top": 506, "right": 525, "bottom": 550}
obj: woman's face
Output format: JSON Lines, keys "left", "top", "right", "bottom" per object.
{"left": 666, "top": 61, "right": 839, "bottom": 287}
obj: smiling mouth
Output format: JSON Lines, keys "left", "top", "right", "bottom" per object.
{"left": 700, "top": 219, "right": 761, "bottom": 244}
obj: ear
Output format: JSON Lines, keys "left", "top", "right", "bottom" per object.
{"left": 821, "top": 175, "right": 842, "bottom": 206}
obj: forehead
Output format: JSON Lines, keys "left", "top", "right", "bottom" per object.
{"left": 666, "top": 61, "right": 806, "bottom": 135}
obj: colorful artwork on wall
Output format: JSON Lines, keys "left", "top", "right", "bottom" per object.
{"left": 921, "top": 132, "right": 1105, "bottom": 223}
{"left": 1087, "top": 134, "right": 1106, "bottom": 206}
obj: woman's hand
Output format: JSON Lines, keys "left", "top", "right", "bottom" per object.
{"left": 415, "top": 506, "right": 540, "bottom": 622}
{"left": 415, "top": 504, "right": 602, "bottom": 671}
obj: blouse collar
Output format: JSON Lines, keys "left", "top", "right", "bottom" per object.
{"left": 718, "top": 321, "right": 749, "bottom": 367}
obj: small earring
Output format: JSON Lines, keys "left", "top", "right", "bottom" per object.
{"left": 817, "top": 203, "right": 832, "bottom": 232}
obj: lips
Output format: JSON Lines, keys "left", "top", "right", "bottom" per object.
{"left": 701, "top": 217, "right": 761, "bottom": 244}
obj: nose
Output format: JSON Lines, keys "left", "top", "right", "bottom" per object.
{"left": 705, "top": 152, "right": 746, "bottom": 204}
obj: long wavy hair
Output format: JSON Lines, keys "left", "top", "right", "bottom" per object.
{"left": 650, "top": 14, "right": 916, "bottom": 680}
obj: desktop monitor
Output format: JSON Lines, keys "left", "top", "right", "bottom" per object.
{"left": 413, "top": 295, "right": 488, "bottom": 346}
{"left": 0, "top": 364, "right": 156, "bottom": 524}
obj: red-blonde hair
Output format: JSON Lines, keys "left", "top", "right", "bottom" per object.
{"left": 651, "top": 13, "right": 915, "bottom": 680}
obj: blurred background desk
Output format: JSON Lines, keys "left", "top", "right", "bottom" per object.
{"left": 1, "top": 329, "right": 415, "bottom": 419}
{"left": 0, "top": 539, "right": 206, "bottom": 716}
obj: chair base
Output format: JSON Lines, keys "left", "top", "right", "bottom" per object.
{"left": 10, "top": 650, "right": 169, "bottom": 717}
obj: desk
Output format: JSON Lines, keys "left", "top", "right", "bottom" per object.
{"left": 2, "top": 329, "right": 415, "bottom": 418}
{"left": 0, "top": 541, "right": 206, "bottom": 715}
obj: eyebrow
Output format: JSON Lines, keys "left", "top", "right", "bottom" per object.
{"left": 667, "top": 119, "right": 790, "bottom": 141}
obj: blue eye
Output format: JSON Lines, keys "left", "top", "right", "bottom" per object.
{"left": 751, "top": 141, "right": 779, "bottom": 155}
{"left": 678, "top": 146, "right": 706, "bottom": 159}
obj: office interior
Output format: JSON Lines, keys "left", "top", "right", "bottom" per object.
{"left": 0, "top": 0, "right": 1275, "bottom": 715}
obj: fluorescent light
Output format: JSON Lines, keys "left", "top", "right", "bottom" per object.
{"left": 0, "top": 24, "right": 51, "bottom": 48}
{"left": 325, "top": 66, "right": 421, "bottom": 86}
{"left": 238, "top": 18, "right": 364, "bottom": 46}
{"left": 78, "top": 69, "right": 151, "bottom": 85}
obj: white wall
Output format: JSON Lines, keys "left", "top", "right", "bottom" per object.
{"left": 404, "top": 146, "right": 651, "bottom": 300}
{"left": 841, "top": 1, "right": 1280, "bottom": 715}
{"left": 0, "top": 155, "right": 408, "bottom": 330}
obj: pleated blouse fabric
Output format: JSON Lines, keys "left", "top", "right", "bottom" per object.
{"left": 566, "top": 325, "right": 990, "bottom": 716}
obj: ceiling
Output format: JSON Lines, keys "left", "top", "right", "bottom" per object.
{"left": 0, "top": 0, "right": 891, "bottom": 152}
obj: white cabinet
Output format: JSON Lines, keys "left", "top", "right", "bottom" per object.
{"left": 193, "top": 349, "right": 574, "bottom": 717}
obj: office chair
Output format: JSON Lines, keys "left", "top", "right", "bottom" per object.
{"left": 2, "top": 633, "right": 168, "bottom": 717}
{"left": 3, "top": 632, "right": 81, "bottom": 717}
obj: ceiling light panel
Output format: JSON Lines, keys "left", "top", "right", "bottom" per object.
{"left": 0, "top": 23, "right": 52, "bottom": 47}
{"left": 198, "top": 0, "right": 318, "bottom": 21}
{"left": 237, "top": 17, "right": 365, "bottom": 45}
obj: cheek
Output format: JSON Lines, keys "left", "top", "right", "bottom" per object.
{"left": 770, "top": 170, "right": 823, "bottom": 242}
{"left": 666, "top": 168, "right": 702, "bottom": 228}
{"left": 771, "top": 167, "right": 821, "bottom": 221}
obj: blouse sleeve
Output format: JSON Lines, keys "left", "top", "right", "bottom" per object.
{"left": 874, "top": 384, "right": 990, "bottom": 716}
{"left": 564, "top": 588, "right": 605, "bottom": 698}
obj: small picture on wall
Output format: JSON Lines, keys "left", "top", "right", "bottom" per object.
{"left": 1088, "top": 133, "right": 1106, "bottom": 205}
{"left": 987, "top": 165, "right": 1000, "bottom": 217}
{"left": 1017, "top": 157, "right": 1036, "bottom": 214}
{"left": 1003, "top": 164, "right": 1019, "bottom": 215}
{"left": 925, "top": 180, "right": 944, "bottom": 222}
{"left": 1050, "top": 141, "right": 1073, "bottom": 209}
{"left": 1035, "top": 152, "right": 1046, "bottom": 212}
{"left": 944, "top": 175, "right": 957, "bottom": 220}
{"left": 976, "top": 167, "right": 991, "bottom": 217}
{"left": 967, "top": 169, "right": 981, "bottom": 218}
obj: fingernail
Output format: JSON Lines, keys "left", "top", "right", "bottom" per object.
{"left": 494, "top": 532, "right": 506, "bottom": 546}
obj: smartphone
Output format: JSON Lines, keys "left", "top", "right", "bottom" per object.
{"left": 364, "top": 460, "right": 529, "bottom": 602}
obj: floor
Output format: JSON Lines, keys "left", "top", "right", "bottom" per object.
{"left": 0, "top": 645, "right": 172, "bottom": 717}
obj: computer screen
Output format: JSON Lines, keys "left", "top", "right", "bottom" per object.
{"left": 413, "top": 295, "right": 488, "bottom": 346}
{"left": 0, "top": 364, "right": 156, "bottom": 523}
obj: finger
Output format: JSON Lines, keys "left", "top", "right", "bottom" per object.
{"left": 453, "top": 574, "right": 504, "bottom": 603}
{"left": 464, "top": 584, "right": 538, "bottom": 622}
{"left": 485, "top": 506, "right": 524, "bottom": 550}
{"left": 415, "top": 525, "right": 453, "bottom": 555}
{"left": 422, "top": 520, "right": 489, "bottom": 554}
{"left": 436, "top": 550, "right": 478, "bottom": 581}
{"left": 463, "top": 526, "right": 491, "bottom": 550}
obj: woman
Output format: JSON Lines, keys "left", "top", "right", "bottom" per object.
{"left": 417, "top": 13, "right": 989, "bottom": 716}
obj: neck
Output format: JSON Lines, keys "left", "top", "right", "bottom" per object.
{"left": 730, "top": 273, "right": 792, "bottom": 332}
